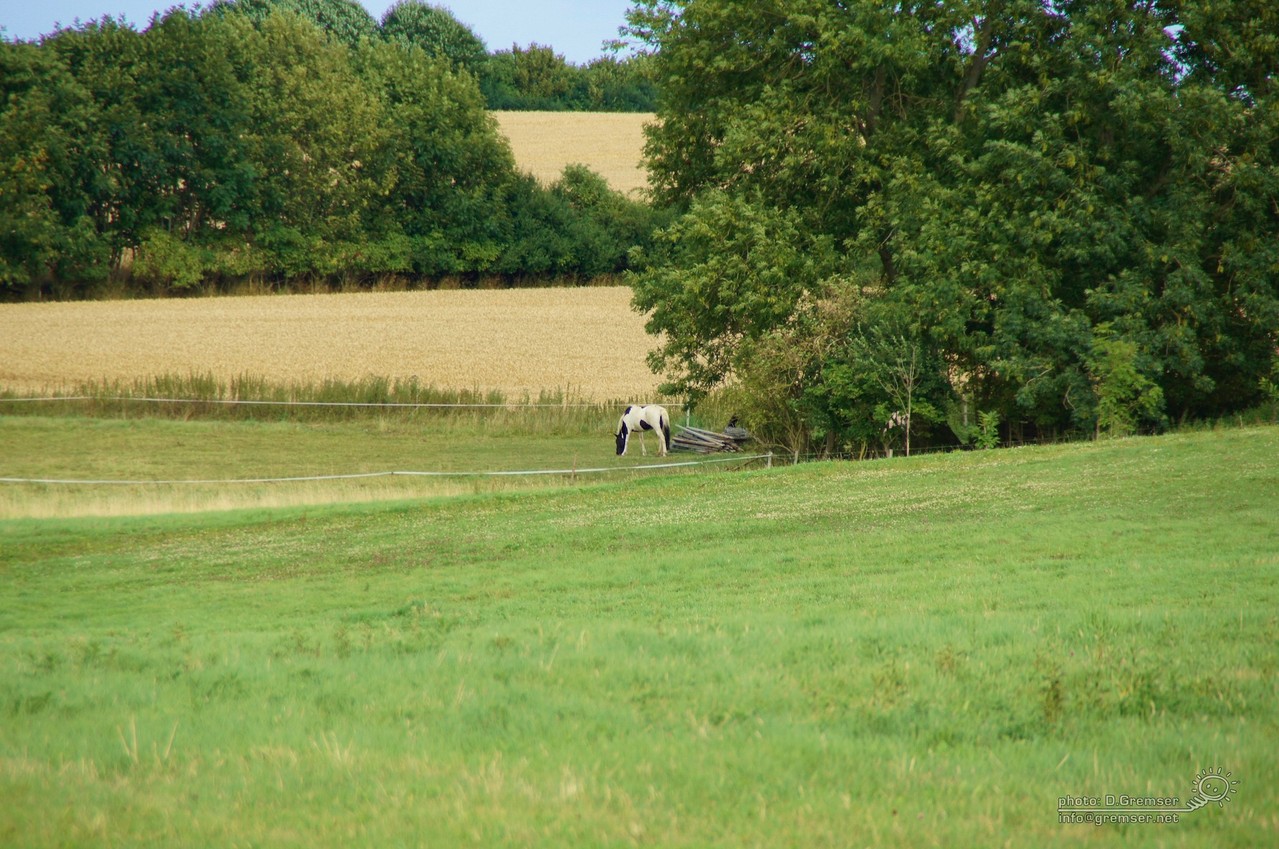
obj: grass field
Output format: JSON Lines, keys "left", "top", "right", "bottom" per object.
{"left": 0, "top": 412, "right": 735, "bottom": 519}
{"left": 0, "top": 287, "right": 658, "bottom": 400}
{"left": 492, "top": 111, "right": 653, "bottom": 196}
{"left": 1, "top": 422, "right": 1275, "bottom": 847}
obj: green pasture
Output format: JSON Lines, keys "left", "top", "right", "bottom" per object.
{"left": 0, "top": 406, "right": 721, "bottom": 518}
{"left": 1, "top": 420, "right": 1276, "bottom": 847}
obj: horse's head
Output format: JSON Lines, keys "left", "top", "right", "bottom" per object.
{"left": 615, "top": 406, "right": 634, "bottom": 455}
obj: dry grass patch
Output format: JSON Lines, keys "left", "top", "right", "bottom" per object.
{"left": 0, "top": 287, "right": 659, "bottom": 401}
{"left": 492, "top": 111, "right": 653, "bottom": 196}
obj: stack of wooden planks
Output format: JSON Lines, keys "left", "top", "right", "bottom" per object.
{"left": 671, "top": 424, "right": 753, "bottom": 453}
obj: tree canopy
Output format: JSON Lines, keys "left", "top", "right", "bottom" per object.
{"left": 625, "top": 0, "right": 1279, "bottom": 446}
{"left": 380, "top": 0, "right": 488, "bottom": 75}
{"left": 207, "top": 0, "right": 656, "bottom": 112}
{"left": 208, "top": 0, "right": 380, "bottom": 47}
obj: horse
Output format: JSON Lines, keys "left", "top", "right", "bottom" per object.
{"left": 615, "top": 404, "right": 671, "bottom": 457}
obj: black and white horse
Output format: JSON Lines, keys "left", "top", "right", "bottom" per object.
{"left": 615, "top": 404, "right": 671, "bottom": 457}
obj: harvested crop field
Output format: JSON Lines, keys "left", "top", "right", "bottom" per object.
{"left": 492, "top": 111, "right": 653, "bottom": 196}
{"left": 0, "top": 287, "right": 661, "bottom": 401}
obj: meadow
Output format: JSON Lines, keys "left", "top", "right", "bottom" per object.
{"left": 0, "top": 410, "right": 736, "bottom": 519}
{"left": 1, "top": 421, "right": 1275, "bottom": 847}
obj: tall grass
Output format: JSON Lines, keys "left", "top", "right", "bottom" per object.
{"left": 0, "top": 373, "right": 694, "bottom": 433}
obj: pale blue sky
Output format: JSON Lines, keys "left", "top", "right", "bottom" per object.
{"left": 0, "top": 0, "right": 636, "bottom": 64}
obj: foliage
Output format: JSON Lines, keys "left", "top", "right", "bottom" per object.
{"left": 550, "top": 165, "right": 667, "bottom": 276}
{"left": 629, "top": 192, "right": 842, "bottom": 403}
{"left": 483, "top": 43, "right": 575, "bottom": 108}
{"left": 133, "top": 228, "right": 210, "bottom": 290}
{"left": 577, "top": 55, "right": 659, "bottom": 112}
{"left": 480, "top": 45, "right": 656, "bottom": 112}
{"left": 975, "top": 410, "right": 1001, "bottom": 450}
{"left": 351, "top": 35, "right": 513, "bottom": 276}
{"left": 841, "top": 322, "right": 946, "bottom": 456}
{"left": 208, "top": 0, "right": 379, "bottom": 47}
{"left": 0, "top": 40, "right": 107, "bottom": 291}
{"left": 624, "top": 0, "right": 1279, "bottom": 444}
{"left": 380, "top": 0, "right": 488, "bottom": 75}
{"left": 1088, "top": 326, "right": 1168, "bottom": 437}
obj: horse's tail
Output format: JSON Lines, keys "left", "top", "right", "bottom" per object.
{"left": 661, "top": 411, "right": 671, "bottom": 452}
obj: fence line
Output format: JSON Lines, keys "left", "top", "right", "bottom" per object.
{"left": 0, "top": 395, "right": 688, "bottom": 410}
{"left": 0, "top": 454, "right": 773, "bottom": 486}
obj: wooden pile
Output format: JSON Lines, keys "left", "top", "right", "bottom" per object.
{"left": 671, "top": 424, "right": 753, "bottom": 453}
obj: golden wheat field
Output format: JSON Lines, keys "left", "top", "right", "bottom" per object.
{"left": 0, "top": 287, "right": 661, "bottom": 401}
{"left": 492, "top": 111, "right": 653, "bottom": 196}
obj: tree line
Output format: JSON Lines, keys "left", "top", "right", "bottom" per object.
{"left": 624, "top": 0, "right": 1279, "bottom": 448}
{"left": 223, "top": 0, "right": 657, "bottom": 112}
{"left": 0, "top": 0, "right": 661, "bottom": 297}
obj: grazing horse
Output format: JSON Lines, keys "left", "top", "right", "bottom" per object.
{"left": 615, "top": 404, "right": 671, "bottom": 457}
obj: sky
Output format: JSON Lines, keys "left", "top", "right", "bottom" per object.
{"left": 0, "top": 0, "right": 636, "bottom": 65}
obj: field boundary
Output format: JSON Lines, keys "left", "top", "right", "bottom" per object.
{"left": 0, "top": 454, "right": 773, "bottom": 486}
{"left": 0, "top": 395, "right": 684, "bottom": 410}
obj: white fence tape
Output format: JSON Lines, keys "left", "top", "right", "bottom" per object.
{"left": 0, "top": 454, "right": 773, "bottom": 486}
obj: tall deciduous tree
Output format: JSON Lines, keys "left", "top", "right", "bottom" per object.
{"left": 352, "top": 36, "right": 513, "bottom": 274}
{"left": 380, "top": 1, "right": 488, "bottom": 76}
{"left": 42, "top": 18, "right": 156, "bottom": 273}
{"left": 625, "top": 0, "right": 1279, "bottom": 445}
{"left": 208, "top": 0, "right": 379, "bottom": 47}
{"left": 0, "top": 39, "right": 106, "bottom": 290}
{"left": 184, "top": 9, "right": 389, "bottom": 278}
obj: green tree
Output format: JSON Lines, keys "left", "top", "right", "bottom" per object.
{"left": 207, "top": 0, "right": 379, "bottom": 47}
{"left": 1088, "top": 326, "right": 1167, "bottom": 437}
{"left": 0, "top": 39, "right": 107, "bottom": 292}
{"left": 131, "top": 9, "right": 261, "bottom": 289}
{"left": 551, "top": 165, "right": 662, "bottom": 275}
{"left": 629, "top": 192, "right": 842, "bottom": 404}
{"left": 380, "top": 1, "right": 488, "bottom": 76}
{"left": 233, "top": 11, "right": 391, "bottom": 277}
{"left": 43, "top": 17, "right": 157, "bottom": 275}
{"left": 726, "top": 282, "right": 863, "bottom": 458}
{"left": 844, "top": 325, "right": 944, "bottom": 457}
{"left": 351, "top": 37, "right": 514, "bottom": 274}
{"left": 482, "top": 44, "right": 575, "bottom": 110}
{"left": 578, "top": 55, "right": 657, "bottom": 111}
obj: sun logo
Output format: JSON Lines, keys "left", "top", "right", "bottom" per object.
{"left": 1193, "top": 767, "right": 1239, "bottom": 809}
